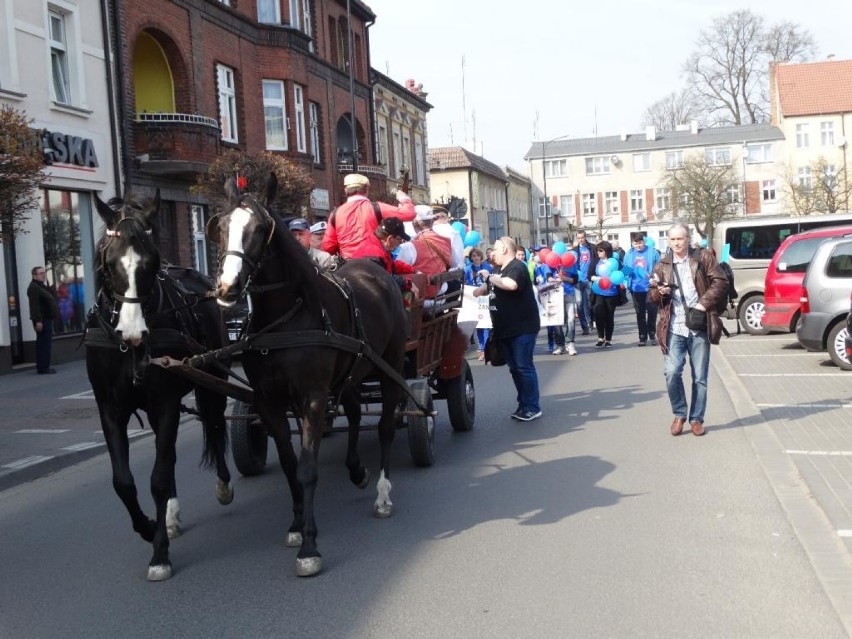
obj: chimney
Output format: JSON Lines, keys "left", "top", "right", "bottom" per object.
{"left": 690, "top": 120, "right": 699, "bottom": 135}
{"left": 620, "top": 130, "right": 628, "bottom": 142}
{"left": 645, "top": 125, "right": 656, "bottom": 141}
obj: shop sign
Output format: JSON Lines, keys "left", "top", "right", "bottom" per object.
{"left": 311, "top": 188, "right": 330, "bottom": 211}
{"left": 39, "top": 129, "right": 100, "bottom": 168}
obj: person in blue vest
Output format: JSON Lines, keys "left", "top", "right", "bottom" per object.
{"left": 573, "top": 230, "right": 595, "bottom": 335}
{"left": 623, "top": 232, "right": 661, "bottom": 346}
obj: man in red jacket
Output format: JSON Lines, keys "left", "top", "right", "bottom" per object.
{"left": 322, "top": 173, "right": 415, "bottom": 269}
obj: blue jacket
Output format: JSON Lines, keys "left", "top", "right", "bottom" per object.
{"left": 623, "top": 246, "right": 660, "bottom": 293}
{"left": 577, "top": 244, "right": 593, "bottom": 282}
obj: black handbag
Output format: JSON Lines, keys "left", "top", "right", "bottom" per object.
{"left": 484, "top": 333, "right": 506, "bottom": 366}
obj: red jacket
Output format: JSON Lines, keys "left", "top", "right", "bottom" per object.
{"left": 322, "top": 195, "right": 415, "bottom": 260}
{"left": 399, "top": 229, "right": 452, "bottom": 297}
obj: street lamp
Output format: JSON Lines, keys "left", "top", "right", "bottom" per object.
{"left": 541, "top": 133, "right": 571, "bottom": 247}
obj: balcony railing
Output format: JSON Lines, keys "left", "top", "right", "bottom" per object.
{"left": 132, "top": 113, "right": 221, "bottom": 174}
{"left": 337, "top": 163, "right": 386, "bottom": 176}
{"left": 137, "top": 112, "right": 219, "bottom": 128}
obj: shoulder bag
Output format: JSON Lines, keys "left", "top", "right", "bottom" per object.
{"left": 671, "top": 261, "right": 707, "bottom": 331}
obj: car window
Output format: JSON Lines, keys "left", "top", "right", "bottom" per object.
{"left": 777, "top": 237, "right": 831, "bottom": 273}
{"left": 827, "top": 243, "right": 852, "bottom": 278}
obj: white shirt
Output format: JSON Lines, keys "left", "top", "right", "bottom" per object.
{"left": 671, "top": 253, "right": 699, "bottom": 338}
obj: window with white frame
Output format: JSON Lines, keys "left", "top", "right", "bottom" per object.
{"left": 704, "top": 147, "right": 731, "bottom": 166}
{"left": 377, "top": 124, "right": 388, "bottom": 165}
{"left": 604, "top": 191, "right": 619, "bottom": 215}
{"left": 402, "top": 134, "right": 410, "bottom": 171}
{"left": 680, "top": 192, "right": 693, "bottom": 206}
{"left": 724, "top": 184, "right": 741, "bottom": 204}
{"left": 302, "top": 0, "right": 313, "bottom": 48}
{"left": 796, "top": 123, "right": 810, "bottom": 148}
{"left": 585, "top": 157, "right": 610, "bottom": 175}
{"left": 392, "top": 130, "right": 401, "bottom": 176}
{"left": 288, "top": 0, "right": 300, "bottom": 29}
{"left": 582, "top": 193, "right": 597, "bottom": 217}
{"left": 309, "top": 101, "right": 321, "bottom": 163}
{"left": 414, "top": 137, "right": 425, "bottom": 185}
{"left": 293, "top": 84, "right": 306, "bottom": 153}
{"left": 559, "top": 195, "right": 573, "bottom": 219}
{"left": 258, "top": 0, "right": 280, "bottom": 23}
{"left": 797, "top": 166, "right": 813, "bottom": 190}
{"left": 537, "top": 198, "right": 551, "bottom": 218}
{"left": 745, "top": 143, "right": 772, "bottom": 164}
{"left": 821, "top": 121, "right": 835, "bottom": 146}
{"left": 655, "top": 188, "right": 670, "bottom": 213}
{"left": 217, "top": 64, "right": 238, "bottom": 142}
{"left": 629, "top": 189, "right": 644, "bottom": 213}
{"left": 544, "top": 159, "right": 567, "bottom": 177}
{"left": 761, "top": 179, "right": 776, "bottom": 202}
{"left": 48, "top": 9, "right": 71, "bottom": 104}
{"left": 262, "top": 79, "right": 286, "bottom": 150}
{"left": 632, "top": 153, "right": 651, "bottom": 172}
{"left": 191, "top": 205, "right": 208, "bottom": 275}
{"left": 665, "top": 150, "right": 683, "bottom": 170}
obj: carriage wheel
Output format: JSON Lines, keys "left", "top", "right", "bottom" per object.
{"left": 445, "top": 360, "right": 475, "bottom": 432}
{"left": 407, "top": 378, "right": 435, "bottom": 467}
{"left": 230, "top": 400, "right": 268, "bottom": 477}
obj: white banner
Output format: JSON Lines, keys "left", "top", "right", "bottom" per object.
{"left": 460, "top": 284, "right": 565, "bottom": 328}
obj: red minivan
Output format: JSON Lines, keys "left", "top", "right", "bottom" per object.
{"left": 763, "top": 225, "right": 852, "bottom": 333}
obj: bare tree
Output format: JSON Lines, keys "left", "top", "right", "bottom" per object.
{"left": 683, "top": 10, "right": 816, "bottom": 126}
{"left": 0, "top": 104, "right": 47, "bottom": 243}
{"left": 641, "top": 89, "right": 701, "bottom": 131}
{"left": 660, "top": 155, "right": 742, "bottom": 240}
{"left": 781, "top": 157, "right": 851, "bottom": 215}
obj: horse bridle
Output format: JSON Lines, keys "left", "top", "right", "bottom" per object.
{"left": 101, "top": 215, "right": 156, "bottom": 307}
{"left": 212, "top": 196, "right": 277, "bottom": 294}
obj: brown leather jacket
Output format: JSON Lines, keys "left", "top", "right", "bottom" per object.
{"left": 649, "top": 248, "right": 728, "bottom": 351}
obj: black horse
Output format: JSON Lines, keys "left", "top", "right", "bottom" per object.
{"left": 86, "top": 190, "right": 234, "bottom": 581}
{"left": 206, "top": 174, "right": 408, "bottom": 577}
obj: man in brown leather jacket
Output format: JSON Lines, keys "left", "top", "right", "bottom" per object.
{"left": 649, "top": 222, "right": 728, "bottom": 437}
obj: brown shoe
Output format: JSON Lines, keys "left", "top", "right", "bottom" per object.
{"left": 691, "top": 421, "right": 706, "bottom": 436}
{"left": 670, "top": 417, "right": 686, "bottom": 436}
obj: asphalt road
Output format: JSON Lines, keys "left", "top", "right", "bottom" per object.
{"left": 0, "top": 310, "right": 849, "bottom": 638}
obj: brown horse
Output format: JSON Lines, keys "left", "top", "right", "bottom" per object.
{"left": 206, "top": 174, "right": 408, "bottom": 576}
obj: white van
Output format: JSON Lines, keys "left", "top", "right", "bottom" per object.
{"left": 712, "top": 213, "right": 852, "bottom": 334}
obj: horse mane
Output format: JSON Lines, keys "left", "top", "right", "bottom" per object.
{"left": 264, "top": 206, "right": 325, "bottom": 311}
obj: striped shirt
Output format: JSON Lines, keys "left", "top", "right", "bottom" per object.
{"left": 671, "top": 254, "right": 699, "bottom": 338}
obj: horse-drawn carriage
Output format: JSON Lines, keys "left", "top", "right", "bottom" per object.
{"left": 86, "top": 174, "right": 475, "bottom": 580}
{"left": 228, "top": 268, "right": 475, "bottom": 474}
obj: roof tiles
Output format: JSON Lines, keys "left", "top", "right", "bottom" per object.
{"left": 776, "top": 59, "right": 852, "bottom": 116}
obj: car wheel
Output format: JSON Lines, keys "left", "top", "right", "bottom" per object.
{"left": 827, "top": 322, "right": 852, "bottom": 370}
{"left": 739, "top": 296, "right": 768, "bottom": 335}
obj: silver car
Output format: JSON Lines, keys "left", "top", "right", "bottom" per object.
{"left": 796, "top": 235, "right": 852, "bottom": 370}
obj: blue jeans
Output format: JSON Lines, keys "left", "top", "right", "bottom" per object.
{"left": 576, "top": 281, "right": 592, "bottom": 330}
{"left": 664, "top": 331, "right": 711, "bottom": 424}
{"left": 476, "top": 328, "right": 490, "bottom": 351}
{"left": 498, "top": 332, "right": 540, "bottom": 414}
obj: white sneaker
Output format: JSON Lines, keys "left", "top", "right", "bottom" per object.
{"left": 552, "top": 347, "right": 564, "bottom": 355}
{"left": 567, "top": 343, "right": 577, "bottom": 356}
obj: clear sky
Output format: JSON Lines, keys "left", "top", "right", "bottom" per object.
{"left": 365, "top": 0, "right": 852, "bottom": 172}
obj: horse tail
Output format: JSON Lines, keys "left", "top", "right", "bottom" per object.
{"left": 195, "top": 387, "right": 229, "bottom": 470}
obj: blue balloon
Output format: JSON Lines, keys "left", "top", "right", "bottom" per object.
{"left": 596, "top": 261, "right": 612, "bottom": 277}
{"left": 464, "top": 230, "right": 481, "bottom": 247}
{"left": 610, "top": 270, "right": 625, "bottom": 286}
{"left": 700, "top": 237, "right": 709, "bottom": 248}
{"left": 452, "top": 221, "right": 466, "bottom": 237}
{"left": 608, "top": 257, "right": 620, "bottom": 271}
{"left": 645, "top": 237, "right": 655, "bottom": 249}
{"left": 552, "top": 241, "right": 567, "bottom": 256}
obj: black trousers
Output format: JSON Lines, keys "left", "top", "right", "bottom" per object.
{"left": 631, "top": 291, "right": 658, "bottom": 341}
{"left": 35, "top": 320, "right": 54, "bottom": 372}
{"left": 594, "top": 295, "right": 618, "bottom": 341}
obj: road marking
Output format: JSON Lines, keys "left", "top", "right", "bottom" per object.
{"left": 787, "top": 450, "right": 852, "bottom": 456}
{"left": 15, "top": 429, "right": 71, "bottom": 434}
{"left": 61, "top": 442, "right": 104, "bottom": 452}
{"left": 726, "top": 353, "right": 824, "bottom": 357}
{"left": 838, "top": 530, "right": 852, "bottom": 538}
{"left": 128, "top": 430, "right": 149, "bottom": 439}
{"left": 60, "top": 389, "right": 94, "bottom": 400}
{"left": 2, "top": 455, "right": 55, "bottom": 470}
{"left": 740, "top": 373, "right": 850, "bottom": 377}
{"left": 761, "top": 403, "right": 852, "bottom": 409}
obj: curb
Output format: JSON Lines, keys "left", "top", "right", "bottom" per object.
{"left": 713, "top": 346, "right": 852, "bottom": 635}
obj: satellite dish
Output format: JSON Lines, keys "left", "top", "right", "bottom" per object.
{"left": 657, "top": 209, "right": 668, "bottom": 219}
{"left": 837, "top": 136, "right": 847, "bottom": 148}
{"left": 651, "top": 206, "right": 659, "bottom": 215}
{"left": 635, "top": 212, "right": 646, "bottom": 223}
{"left": 741, "top": 147, "right": 750, "bottom": 159}
{"left": 610, "top": 155, "right": 621, "bottom": 165}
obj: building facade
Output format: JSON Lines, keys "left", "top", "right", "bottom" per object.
{"left": 428, "top": 146, "right": 508, "bottom": 248}
{"left": 503, "top": 166, "right": 533, "bottom": 249}
{"left": 371, "top": 72, "right": 432, "bottom": 203}
{"left": 0, "top": 0, "right": 118, "bottom": 373}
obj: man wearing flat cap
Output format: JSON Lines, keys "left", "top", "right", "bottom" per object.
{"left": 321, "top": 173, "right": 415, "bottom": 271}
{"left": 289, "top": 217, "right": 332, "bottom": 269}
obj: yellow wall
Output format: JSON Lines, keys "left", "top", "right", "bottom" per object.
{"left": 133, "top": 32, "right": 175, "bottom": 114}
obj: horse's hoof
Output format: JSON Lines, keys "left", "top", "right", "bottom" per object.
{"left": 357, "top": 469, "right": 370, "bottom": 490}
{"left": 286, "top": 532, "right": 302, "bottom": 547}
{"left": 216, "top": 480, "right": 234, "bottom": 505}
{"left": 167, "top": 524, "right": 182, "bottom": 539}
{"left": 295, "top": 556, "right": 322, "bottom": 577}
{"left": 374, "top": 502, "right": 394, "bottom": 518}
{"left": 147, "top": 563, "right": 173, "bottom": 582}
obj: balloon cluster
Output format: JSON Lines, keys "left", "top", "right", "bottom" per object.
{"left": 451, "top": 221, "right": 481, "bottom": 248}
{"left": 538, "top": 241, "right": 578, "bottom": 269}
{"left": 592, "top": 256, "right": 625, "bottom": 293}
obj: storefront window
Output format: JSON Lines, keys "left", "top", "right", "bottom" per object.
{"left": 41, "top": 188, "right": 86, "bottom": 333}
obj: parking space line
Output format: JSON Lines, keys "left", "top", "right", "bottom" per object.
{"left": 726, "top": 353, "right": 824, "bottom": 357}
{"left": 15, "top": 429, "right": 71, "bottom": 434}
{"left": 838, "top": 530, "right": 852, "bottom": 538}
{"left": 740, "top": 373, "right": 850, "bottom": 377}
{"left": 2, "top": 455, "right": 55, "bottom": 470}
{"left": 760, "top": 403, "right": 852, "bottom": 408}
{"left": 787, "top": 450, "right": 852, "bottom": 456}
